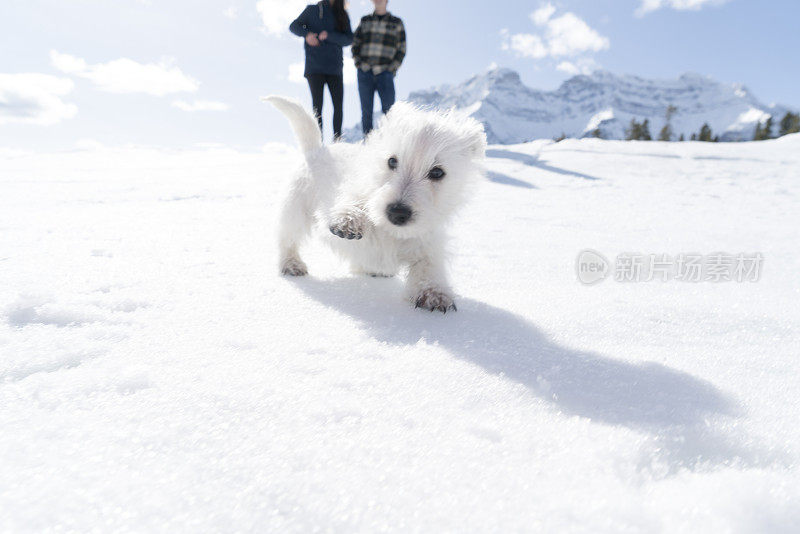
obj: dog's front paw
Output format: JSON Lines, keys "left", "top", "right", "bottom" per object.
{"left": 328, "top": 213, "right": 365, "bottom": 240}
{"left": 414, "top": 288, "right": 457, "bottom": 313}
{"left": 280, "top": 257, "right": 308, "bottom": 277}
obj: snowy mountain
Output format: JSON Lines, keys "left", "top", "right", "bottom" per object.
{"left": 350, "top": 68, "right": 794, "bottom": 143}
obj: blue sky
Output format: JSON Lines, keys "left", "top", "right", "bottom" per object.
{"left": 1, "top": 0, "right": 798, "bottom": 150}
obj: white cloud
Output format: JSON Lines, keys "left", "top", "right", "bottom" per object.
{"left": 531, "top": 3, "right": 556, "bottom": 25}
{"left": 287, "top": 61, "right": 357, "bottom": 85}
{"left": 545, "top": 13, "right": 609, "bottom": 56}
{"left": 556, "top": 58, "right": 599, "bottom": 76}
{"left": 172, "top": 99, "right": 230, "bottom": 112}
{"left": 0, "top": 73, "right": 77, "bottom": 125}
{"left": 504, "top": 5, "right": 609, "bottom": 60}
{"left": 637, "top": 0, "right": 728, "bottom": 16}
{"left": 223, "top": 6, "right": 238, "bottom": 19}
{"left": 503, "top": 31, "right": 548, "bottom": 59}
{"left": 287, "top": 62, "right": 305, "bottom": 84}
{"left": 257, "top": 0, "right": 308, "bottom": 36}
{"left": 50, "top": 52, "right": 87, "bottom": 74}
{"left": 556, "top": 61, "right": 581, "bottom": 75}
{"left": 50, "top": 50, "right": 199, "bottom": 97}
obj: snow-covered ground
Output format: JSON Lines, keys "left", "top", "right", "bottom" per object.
{"left": 1, "top": 136, "right": 799, "bottom": 532}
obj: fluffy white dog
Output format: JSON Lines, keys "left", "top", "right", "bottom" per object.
{"left": 263, "top": 96, "right": 486, "bottom": 312}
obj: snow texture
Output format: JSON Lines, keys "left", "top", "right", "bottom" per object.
{"left": 347, "top": 68, "right": 795, "bottom": 144}
{"left": 1, "top": 136, "right": 799, "bottom": 531}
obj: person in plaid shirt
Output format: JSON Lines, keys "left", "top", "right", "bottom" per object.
{"left": 351, "top": 0, "right": 406, "bottom": 135}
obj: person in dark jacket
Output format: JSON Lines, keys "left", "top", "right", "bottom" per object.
{"left": 289, "top": 0, "right": 353, "bottom": 141}
{"left": 352, "top": 0, "right": 406, "bottom": 135}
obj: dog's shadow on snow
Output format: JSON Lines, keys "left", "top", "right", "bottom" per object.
{"left": 486, "top": 171, "right": 538, "bottom": 189}
{"left": 296, "top": 277, "right": 733, "bottom": 429}
{"left": 486, "top": 148, "right": 601, "bottom": 182}
{"left": 294, "top": 276, "right": 782, "bottom": 473}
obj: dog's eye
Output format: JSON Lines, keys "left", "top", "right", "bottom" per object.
{"left": 428, "top": 167, "right": 446, "bottom": 181}
{"left": 388, "top": 157, "right": 398, "bottom": 170}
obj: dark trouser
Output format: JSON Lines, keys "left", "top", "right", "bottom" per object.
{"left": 357, "top": 69, "right": 396, "bottom": 136}
{"left": 306, "top": 74, "right": 344, "bottom": 140}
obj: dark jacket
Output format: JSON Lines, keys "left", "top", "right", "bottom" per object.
{"left": 289, "top": 1, "right": 353, "bottom": 77}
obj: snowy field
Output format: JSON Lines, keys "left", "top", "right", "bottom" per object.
{"left": 1, "top": 136, "right": 799, "bottom": 532}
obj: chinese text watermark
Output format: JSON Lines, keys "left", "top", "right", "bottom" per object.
{"left": 576, "top": 250, "right": 763, "bottom": 285}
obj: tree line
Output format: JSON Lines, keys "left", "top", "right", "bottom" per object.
{"left": 753, "top": 112, "right": 800, "bottom": 141}
{"left": 624, "top": 108, "right": 800, "bottom": 142}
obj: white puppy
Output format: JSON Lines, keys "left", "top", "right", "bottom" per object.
{"left": 263, "top": 96, "right": 486, "bottom": 312}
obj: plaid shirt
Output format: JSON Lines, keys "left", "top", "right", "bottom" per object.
{"left": 352, "top": 12, "right": 406, "bottom": 75}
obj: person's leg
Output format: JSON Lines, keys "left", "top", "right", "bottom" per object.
{"left": 306, "top": 74, "right": 325, "bottom": 135}
{"left": 357, "top": 69, "right": 376, "bottom": 136}
{"left": 326, "top": 74, "right": 344, "bottom": 141}
{"left": 376, "top": 71, "right": 396, "bottom": 116}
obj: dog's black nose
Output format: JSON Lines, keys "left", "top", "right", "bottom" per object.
{"left": 386, "top": 202, "right": 413, "bottom": 226}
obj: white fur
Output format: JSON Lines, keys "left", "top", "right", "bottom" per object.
{"left": 263, "top": 95, "right": 486, "bottom": 312}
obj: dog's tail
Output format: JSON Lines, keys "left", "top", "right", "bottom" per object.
{"left": 261, "top": 95, "right": 322, "bottom": 155}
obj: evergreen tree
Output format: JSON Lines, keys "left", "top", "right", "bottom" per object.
{"left": 753, "top": 121, "right": 764, "bottom": 141}
{"left": 666, "top": 105, "right": 678, "bottom": 123}
{"left": 713, "top": 135, "right": 720, "bottom": 143}
{"left": 641, "top": 119, "right": 652, "bottom": 141}
{"left": 589, "top": 128, "right": 604, "bottom": 139}
{"left": 626, "top": 118, "right": 659, "bottom": 141}
{"left": 554, "top": 132, "right": 567, "bottom": 142}
{"left": 658, "top": 105, "right": 677, "bottom": 142}
{"left": 698, "top": 123, "right": 713, "bottom": 142}
{"left": 691, "top": 133, "right": 697, "bottom": 141}
{"left": 679, "top": 133, "right": 685, "bottom": 142}
{"left": 779, "top": 112, "right": 800, "bottom": 136}
{"left": 754, "top": 117, "right": 775, "bottom": 141}
{"left": 626, "top": 119, "right": 641, "bottom": 141}
{"left": 763, "top": 117, "right": 774, "bottom": 140}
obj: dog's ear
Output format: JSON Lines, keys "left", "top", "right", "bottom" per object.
{"left": 369, "top": 101, "right": 416, "bottom": 143}
{"left": 385, "top": 101, "right": 416, "bottom": 120}
{"left": 461, "top": 117, "right": 487, "bottom": 160}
